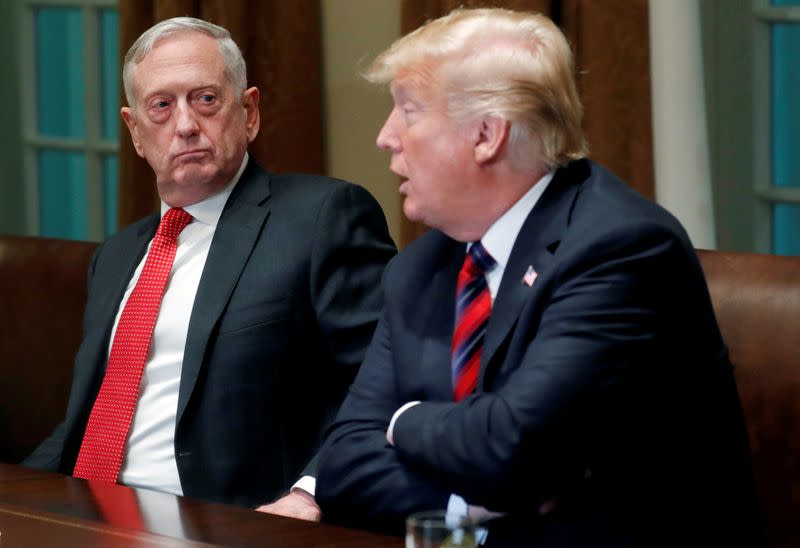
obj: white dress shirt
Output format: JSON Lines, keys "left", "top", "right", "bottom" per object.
{"left": 117, "top": 154, "right": 247, "bottom": 494}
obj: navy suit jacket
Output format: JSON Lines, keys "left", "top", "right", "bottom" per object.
{"left": 25, "top": 159, "right": 397, "bottom": 507}
{"left": 316, "top": 160, "right": 762, "bottom": 545}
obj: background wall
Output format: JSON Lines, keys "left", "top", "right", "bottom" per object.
{"left": 702, "top": 0, "right": 756, "bottom": 253}
{"left": 0, "top": 1, "right": 24, "bottom": 236}
{"left": 0, "top": 1, "right": 769, "bottom": 255}
{"left": 321, "top": 0, "right": 402, "bottom": 245}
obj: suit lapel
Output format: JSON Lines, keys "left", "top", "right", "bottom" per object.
{"left": 479, "top": 163, "right": 585, "bottom": 387}
{"left": 176, "top": 163, "right": 272, "bottom": 424}
{"left": 418, "top": 239, "right": 464, "bottom": 400}
{"left": 66, "top": 216, "right": 158, "bottom": 435}
{"left": 100, "top": 218, "right": 160, "bottom": 339}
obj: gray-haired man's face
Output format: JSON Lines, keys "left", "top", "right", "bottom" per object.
{"left": 121, "top": 31, "right": 260, "bottom": 207}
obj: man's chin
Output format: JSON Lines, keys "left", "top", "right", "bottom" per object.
{"left": 402, "top": 200, "right": 421, "bottom": 224}
{"left": 157, "top": 174, "right": 222, "bottom": 207}
{"left": 172, "top": 165, "right": 217, "bottom": 185}
{"left": 403, "top": 202, "right": 434, "bottom": 231}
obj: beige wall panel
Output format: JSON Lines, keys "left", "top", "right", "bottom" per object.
{"left": 322, "top": 0, "right": 402, "bottom": 245}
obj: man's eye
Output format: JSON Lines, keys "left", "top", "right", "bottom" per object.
{"left": 199, "top": 95, "right": 215, "bottom": 103}
{"left": 152, "top": 100, "right": 169, "bottom": 109}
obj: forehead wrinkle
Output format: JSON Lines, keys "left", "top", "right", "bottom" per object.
{"left": 133, "top": 34, "right": 228, "bottom": 93}
{"left": 391, "top": 62, "right": 444, "bottom": 106}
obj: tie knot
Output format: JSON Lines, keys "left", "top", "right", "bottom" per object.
{"left": 157, "top": 208, "right": 193, "bottom": 240}
{"left": 467, "top": 241, "right": 496, "bottom": 274}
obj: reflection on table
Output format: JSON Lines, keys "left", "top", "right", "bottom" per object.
{"left": 0, "top": 462, "right": 402, "bottom": 547}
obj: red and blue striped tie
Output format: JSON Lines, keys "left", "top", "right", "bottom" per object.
{"left": 452, "top": 242, "right": 496, "bottom": 401}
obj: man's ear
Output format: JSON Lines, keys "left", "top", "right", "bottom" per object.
{"left": 474, "top": 116, "right": 510, "bottom": 165}
{"left": 121, "top": 107, "right": 144, "bottom": 158}
{"left": 242, "top": 87, "right": 261, "bottom": 143}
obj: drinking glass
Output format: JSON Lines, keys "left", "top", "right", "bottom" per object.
{"left": 405, "top": 510, "right": 481, "bottom": 548}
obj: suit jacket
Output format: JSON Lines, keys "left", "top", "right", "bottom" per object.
{"left": 316, "top": 160, "right": 763, "bottom": 546}
{"left": 24, "top": 159, "right": 396, "bottom": 508}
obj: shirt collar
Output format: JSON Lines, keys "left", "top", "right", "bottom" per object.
{"left": 479, "top": 169, "right": 555, "bottom": 272}
{"left": 159, "top": 152, "right": 249, "bottom": 227}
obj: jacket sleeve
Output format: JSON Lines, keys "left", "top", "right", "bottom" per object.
{"left": 21, "top": 421, "right": 67, "bottom": 470}
{"left": 309, "top": 182, "right": 397, "bottom": 370}
{"left": 316, "top": 303, "right": 452, "bottom": 534}
{"left": 301, "top": 182, "right": 398, "bottom": 482}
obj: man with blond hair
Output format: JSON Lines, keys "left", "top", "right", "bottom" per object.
{"left": 24, "top": 16, "right": 395, "bottom": 520}
{"left": 316, "top": 8, "right": 762, "bottom": 545}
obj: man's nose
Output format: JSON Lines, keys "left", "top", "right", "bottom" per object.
{"left": 175, "top": 103, "right": 200, "bottom": 138}
{"left": 376, "top": 110, "right": 399, "bottom": 151}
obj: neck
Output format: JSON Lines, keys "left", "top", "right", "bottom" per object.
{"left": 460, "top": 166, "right": 548, "bottom": 242}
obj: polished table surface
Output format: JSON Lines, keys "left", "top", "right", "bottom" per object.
{"left": 0, "top": 463, "right": 402, "bottom": 546}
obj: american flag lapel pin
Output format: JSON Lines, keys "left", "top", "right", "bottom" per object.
{"left": 522, "top": 265, "right": 537, "bottom": 287}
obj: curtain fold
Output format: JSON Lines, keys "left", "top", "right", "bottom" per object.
{"left": 118, "top": 0, "right": 323, "bottom": 227}
{"left": 398, "top": 0, "right": 653, "bottom": 247}
{"left": 561, "top": 0, "right": 654, "bottom": 200}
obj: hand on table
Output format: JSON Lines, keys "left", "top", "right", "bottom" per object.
{"left": 256, "top": 489, "right": 321, "bottom": 522}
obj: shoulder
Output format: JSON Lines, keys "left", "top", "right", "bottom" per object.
{"left": 562, "top": 159, "right": 692, "bottom": 249}
{"left": 96, "top": 213, "right": 158, "bottom": 257}
{"left": 383, "top": 229, "right": 460, "bottom": 294}
{"left": 544, "top": 160, "right": 700, "bottom": 284}
{"left": 236, "top": 160, "right": 369, "bottom": 205}
{"left": 241, "top": 164, "right": 394, "bottom": 256}
{"left": 245, "top": 168, "right": 384, "bottom": 225}
{"left": 395, "top": 229, "right": 457, "bottom": 266}
{"left": 267, "top": 171, "right": 372, "bottom": 206}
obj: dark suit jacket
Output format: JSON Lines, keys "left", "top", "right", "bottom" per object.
{"left": 316, "top": 160, "right": 763, "bottom": 546}
{"left": 24, "top": 159, "right": 396, "bottom": 508}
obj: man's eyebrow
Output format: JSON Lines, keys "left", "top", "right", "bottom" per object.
{"left": 139, "top": 84, "right": 223, "bottom": 103}
{"left": 389, "top": 83, "right": 409, "bottom": 102}
{"left": 192, "top": 83, "right": 222, "bottom": 91}
{"left": 141, "top": 90, "right": 172, "bottom": 102}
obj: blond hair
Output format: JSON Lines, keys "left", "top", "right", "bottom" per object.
{"left": 365, "top": 8, "right": 588, "bottom": 170}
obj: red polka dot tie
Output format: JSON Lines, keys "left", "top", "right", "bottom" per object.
{"left": 73, "top": 207, "right": 193, "bottom": 484}
{"left": 452, "top": 242, "right": 495, "bottom": 402}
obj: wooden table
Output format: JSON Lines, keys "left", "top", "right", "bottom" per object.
{"left": 0, "top": 463, "right": 402, "bottom": 546}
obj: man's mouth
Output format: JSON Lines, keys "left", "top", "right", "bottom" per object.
{"left": 174, "top": 149, "right": 210, "bottom": 161}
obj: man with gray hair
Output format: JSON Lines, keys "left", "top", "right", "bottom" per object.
{"left": 316, "top": 8, "right": 762, "bottom": 545}
{"left": 24, "top": 16, "right": 395, "bottom": 521}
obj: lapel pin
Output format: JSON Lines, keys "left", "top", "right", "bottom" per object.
{"left": 522, "top": 265, "right": 538, "bottom": 287}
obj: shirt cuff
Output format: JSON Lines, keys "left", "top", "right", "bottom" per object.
{"left": 447, "top": 493, "right": 468, "bottom": 516}
{"left": 447, "top": 494, "right": 490, "bottom": 545}
{"left": 291, "top": 475, "right": 316, "bottom": 497}
{"left": 386, "top": 401, "right": 421, "bottom": 445}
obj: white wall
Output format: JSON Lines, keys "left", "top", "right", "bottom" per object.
{"left": 650, "top": 0, "right": 716, "bottom": 249}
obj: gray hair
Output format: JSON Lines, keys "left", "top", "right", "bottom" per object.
{"left": 123, "top": 17, "right": 247, "bottom": 108}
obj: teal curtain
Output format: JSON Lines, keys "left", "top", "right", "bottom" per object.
{"left": 771, "top": 1, "right": 800, "bottom": 255}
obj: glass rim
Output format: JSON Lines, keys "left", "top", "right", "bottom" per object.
{"left": 406, "top": 510, "right": 482, "bottom": 529}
